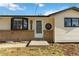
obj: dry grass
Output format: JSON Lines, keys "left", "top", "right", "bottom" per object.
{"left": 0, "top": 44, "right": 64, "bottom": 56}
{"left": 0, "top": 43, "right": 79, "bottom": 56}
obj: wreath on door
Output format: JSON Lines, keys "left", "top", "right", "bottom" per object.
{"left": 45, "top": 23, "right": 52, "bottom": 30}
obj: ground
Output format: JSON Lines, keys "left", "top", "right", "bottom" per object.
{"left": 0, "top": 43, "right": 79, "bottom": 56}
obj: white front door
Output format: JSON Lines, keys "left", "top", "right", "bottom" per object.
{"left": 35, "top": 20, "right": 43, "bottom": 38}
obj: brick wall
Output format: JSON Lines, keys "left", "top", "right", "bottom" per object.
{"left": 0, "top": 30, "right": 34, "bottom": 41}
{"left": 44, "top": 30, "right": 54, "bottom": 43}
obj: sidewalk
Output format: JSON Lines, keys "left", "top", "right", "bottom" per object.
{"left": 0, "top": 40, "right": 49, "bottom": 48}
{"left": 0, "top": 43, "right": 27, "bottom": 48}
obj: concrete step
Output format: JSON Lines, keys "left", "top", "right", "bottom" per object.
{"left": 34, "top": 38, "right": 44, "bottom": 40}
{"left": 29, "top": 40, "right": 49, "bottom": 47}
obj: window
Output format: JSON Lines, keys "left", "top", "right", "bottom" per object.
{"left": 11, "top": 18, "right": 28, "bottom": 30}
{"left": 64, "top": 18, "right": 72, "bottom": 27}
{"left": 22, "top": 19, "right": 28, "bottom": 30}
{"left": 13, "top": 19, "right": 22, "bottom": 30}
{"left": 72, "top": 19, "right": 79, "bottom": 26}
{"left": 64, "top": 18, "right": 79, "bottom": 27}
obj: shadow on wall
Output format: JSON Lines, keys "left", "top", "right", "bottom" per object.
{"left": 56, "top": 25, "right": 79, "bottom": 36}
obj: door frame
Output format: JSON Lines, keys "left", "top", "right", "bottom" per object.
{"left": 34, "top": 19, "right": 44, "bottom": 38}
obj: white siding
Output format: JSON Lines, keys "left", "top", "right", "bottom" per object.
{"left": 54, "top": 9, "right": 79, "bottom": 42}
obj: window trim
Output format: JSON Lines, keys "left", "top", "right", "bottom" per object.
{"left": 11, "top": 17, "right": 28, "bottom": 30}
{"left": 64, "top": 18, "right": 79, "bottom": 27}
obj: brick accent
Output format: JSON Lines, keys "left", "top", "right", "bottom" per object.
{"left": 0, "top": 30, "right": 34, "bottom": 41}
{"left": 44, "top": 30, "right": 54, "bottom": 43}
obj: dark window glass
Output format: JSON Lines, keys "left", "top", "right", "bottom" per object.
{"left": 72, "top": 19, "right": 79, "bottom": 26}
{"left": 36, "top": 21, "right": 42, "bottom": 33}
{"left": 13, "top": 20, "right": 22, "bottom": 30}
{"left": 11, "top": 18, "right": 28, "bottom": 30}
{"left": 22, "top": 19, "right": 28, "bottom": 30}
{"left": 64, "top": 18, "right": 71, "bottom": 27}
{"left": 64, "top": 18, "right": 79, "bottom": 27}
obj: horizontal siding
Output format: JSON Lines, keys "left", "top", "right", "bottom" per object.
{"left": 54, "top": 9, "right": 79, "bottom": 42}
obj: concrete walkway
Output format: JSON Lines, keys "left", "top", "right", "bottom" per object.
{"left": 29, "top": 41, "right": 49, "bottom": 47}
{"left": 0, "top": 43, "right": 27, "bottom": 48}
{"left": 0, "top": 41, "right": 49, "bottom": 48}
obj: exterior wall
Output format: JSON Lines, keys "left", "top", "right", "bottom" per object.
{"left": 0, "top": 17, "right": 32, "bottom": 30}
{"left": 0, "top": 17, "right": 11, "bottom": 30}
{"left": 26, "top": 17, "right": 53, "bottom": 30}
{"left": 54, "top": 9, "right": 79, "bottom": 42}
{"left": 43, "top": 17, "right": 54, "bottom": 42}
{"left": 0, "top": 16, "right": 54, "bottom": 31}
{"left": 0, "top": 16, "right": 54, "bottom": 42}
{"left": 25, "top": 17, "right": 54, "bottom": 42}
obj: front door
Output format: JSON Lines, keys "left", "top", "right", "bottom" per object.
{"left": 35, "top": 20, "right": 43, "bottom": 38}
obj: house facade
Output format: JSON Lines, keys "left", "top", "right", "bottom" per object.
{"left": 0, "top": 7, "right": 79, "bottom": 43}
{"left": 0, "top": 16, "right": 54, "bottom": 42}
